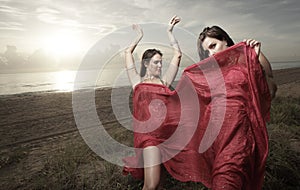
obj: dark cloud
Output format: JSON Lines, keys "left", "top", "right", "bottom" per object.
{"left": 3, "top": 45, "right": 25, "bottom": 65}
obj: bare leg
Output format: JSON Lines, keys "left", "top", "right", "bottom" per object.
{"left": 142, "top": 146, "right": 161, "bottom": 190}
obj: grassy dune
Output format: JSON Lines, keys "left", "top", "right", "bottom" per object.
{"left": 0, "top": 68, "right": 299, "bottom": 189}
{"left": 0, "top": 96, "right": 298, "bottom": 189}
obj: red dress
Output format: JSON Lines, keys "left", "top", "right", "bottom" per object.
{"left": 123, "top": 42, "right": 271, "bottom": 190}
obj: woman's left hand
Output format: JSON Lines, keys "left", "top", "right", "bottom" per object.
{"left": 168, "top": 15, "right": 181, "bottom": 32}
{"left": 243, "top": 39, "right": 261, "bottom": 56}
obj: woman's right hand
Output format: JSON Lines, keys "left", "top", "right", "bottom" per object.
{"left": 132, "top": 24, "right": 143, "bottom": 37}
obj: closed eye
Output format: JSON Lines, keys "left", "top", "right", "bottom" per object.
{"left": 153, "top": 60, "right": 162, "bottom": 65}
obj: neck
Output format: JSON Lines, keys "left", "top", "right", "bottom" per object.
{"left": 142, "top": 74, "right": 161, "bottom": 84}
{"left": 143, "top": 73, "right": 159, "bottom": 80}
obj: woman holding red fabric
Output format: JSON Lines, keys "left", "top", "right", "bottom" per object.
{"left": 196, "top": 26, "right": 277, "bottom": 189}
{"left": 123, "top": 15, "right": 182, "bottom": 190}
{"left": 197, "top": 26, "right": 277, "bottom": 98}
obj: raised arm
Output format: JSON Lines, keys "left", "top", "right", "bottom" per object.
{"left": 162, "top": 15, "right": 182, "bottom": 87}
{"left": 244, "top": 39, "right": 277, "bottom": 98}
{"left": 124, "top": 24, "right": 143, "bottom": 89}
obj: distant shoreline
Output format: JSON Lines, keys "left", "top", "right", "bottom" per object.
{"left": 270, "top": 60, "right": 300, "bottom": 63}
{"left": 0, "top": 60, "right": 299, "bottom": 74}
{"left": 0, "top": 67, "right": 299, "bottom": 97}
{"left": 0, "top": 68, "right": 300, "bottom": 98}
{"left": 272, "top": 67, "right": 300, "bottom": 85}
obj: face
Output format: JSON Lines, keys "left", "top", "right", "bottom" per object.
{"left": 145, "top": 53, "right": 162, "bottom": 77}
{"left": 201, "top": 36, "right": 228, "bottom": 56}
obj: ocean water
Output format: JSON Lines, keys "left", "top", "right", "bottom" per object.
{"left": 0, "top": 69, "right": 131, "bottom": 95}
{"left": 0, "top": 62, "right": 299, "bottom": 95}
{"left": 270, "top": 61, "right": 300, "bottom": 70}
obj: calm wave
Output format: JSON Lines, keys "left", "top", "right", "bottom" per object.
{"left": 0, "top": 70, "right": 131, "bottom": 95}
{"left": 270, "top": 61, "right": 300, "bottom": 70}
{"left": 0, "top": 62, "right": 299, "bottom": 95}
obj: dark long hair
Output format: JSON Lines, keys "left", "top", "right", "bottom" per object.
{"left": 197, "top": 26, "right": 234, "bottom": 60}
{"left": 140, "top": 49, "right": 163, "bottom": 77}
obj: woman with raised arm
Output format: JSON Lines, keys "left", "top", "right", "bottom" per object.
{"left": 123, "top": 15, "right": 182, "bottom": 190}
{"left": 125, "top": 16, "right": 182, "bottom": 89}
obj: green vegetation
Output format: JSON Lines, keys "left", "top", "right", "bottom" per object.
{"left": 264, "top": 96, "right": 300, "bottom": 190}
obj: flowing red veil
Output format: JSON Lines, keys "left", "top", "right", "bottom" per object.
{"left": 123, "top": 42, "right": 271, "bottom": 189}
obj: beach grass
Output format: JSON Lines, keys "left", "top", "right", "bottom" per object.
{"left": 0, "top": 96, "right": 298, "bottom": 189}
{"left": 264, "top": 96, "right": 300, "bottom": 190}
{"left": 0, "top": 68, "right": 299, "bottom": 189}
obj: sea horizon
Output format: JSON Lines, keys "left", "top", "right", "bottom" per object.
{"left": 0, "top": 61, "right": 299, "bottom": 96}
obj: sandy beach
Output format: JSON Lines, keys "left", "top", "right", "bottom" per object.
{"left": 0, "top": 67, "right": 299, "bottom": 189}
{"left": 272, "top": 68, "right": 300, "bottom": 97}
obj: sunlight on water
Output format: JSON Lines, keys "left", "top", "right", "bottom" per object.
{"left": 0, "top": 61, "right": 299, "bottom": 95}
{"left": 53, "top": 70, "right": 76, "bottom": 92}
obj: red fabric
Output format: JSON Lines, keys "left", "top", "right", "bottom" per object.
{"left": 123, "top": 42, "right": 271, "bottom": 189}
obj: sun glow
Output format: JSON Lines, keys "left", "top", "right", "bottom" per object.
{"left": 42, "top": 30, "right": 83, "bottom": 57}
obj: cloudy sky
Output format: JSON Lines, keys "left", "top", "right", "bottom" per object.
{"left": 1, "top": 0, "right": 300, "bottom": 70}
